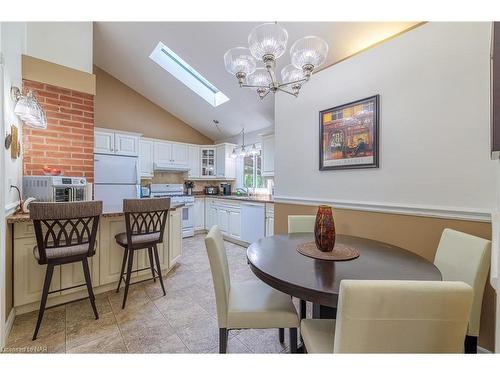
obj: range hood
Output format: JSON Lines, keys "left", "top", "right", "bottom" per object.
{"left": 153, "top": 163, "right": 190, "bottom": 172}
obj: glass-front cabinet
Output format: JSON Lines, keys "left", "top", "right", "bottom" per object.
{"left": 201, "top": 147, "right": 216, "bottom": 177}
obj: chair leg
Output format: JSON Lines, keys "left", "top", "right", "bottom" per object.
{"left": 219, "top": 328, "right": 228, "bottom": 353}
{"left": 82, "top": 258, "right": 99, "bottom": 320}
{"left": 464, "top": 335, "right": 478, "bottom": 354}
{"left": 153, "top": 244, "right": 166, "bottom": 296}
{"left": 147, "top": 247, "right": 156, "bottom": 282}
{"left": 116, "top": 247, "right": 128, "bottom": 293}
{"left": 33, "top": 264, "right": 54, "bottom": 340}
{"left": 279, "top": 328, "right": 285, "bottom": 343}
{"left": 300, "top": 300, "right": 307, "bottom": 320}
{"left": 289, "top": 328, "right": 298, "bottom": 353}
{"left": 122, "top": 247, "right": 134, "bottom": 309}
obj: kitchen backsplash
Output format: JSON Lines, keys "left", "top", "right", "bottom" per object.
{"left": 22, "top": 79, "right": 95, "bottom": 182}
{"left": 142, "top": 171, "right": 236, "bottom": 193}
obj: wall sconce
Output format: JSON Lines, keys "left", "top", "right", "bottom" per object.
{"left": 11, "top": 86, "right": 47, "bottom": 129}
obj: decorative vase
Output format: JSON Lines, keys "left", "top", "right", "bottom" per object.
{"left": 314, "top": 205, "right": 336, "bottom": 252}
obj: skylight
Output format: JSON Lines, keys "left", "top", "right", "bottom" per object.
{"left": 149, "top": 42, "right": 229, "bottom": 107}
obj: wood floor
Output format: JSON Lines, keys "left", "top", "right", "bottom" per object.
{"left": 3, "top": 234, "right": 300, "bottom": 353}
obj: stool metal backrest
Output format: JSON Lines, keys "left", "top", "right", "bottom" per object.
{"left": 30, "top": 201, "right": 102, "bottom": 265}
{"left": 123, "top": 198, "right": 170, "bottom": 249}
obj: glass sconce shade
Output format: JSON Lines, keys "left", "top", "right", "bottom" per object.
{"left": 248, "top": 23, "right": 288, "bottom": 60}
{"left": 223, "top": 47, "right": 257, "bottom": 76}
{"left": 13, "top": 90, "right": 47, "bottom": 129}
{"left": 290, "top": 36, "right": 329, "bottom": 70}
{"left": 281, "top": 64, "right": 305, "bottom": 84}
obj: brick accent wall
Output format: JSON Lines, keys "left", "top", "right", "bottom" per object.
{"left": 22, "top": 80, "right": 94, "bottom": 182}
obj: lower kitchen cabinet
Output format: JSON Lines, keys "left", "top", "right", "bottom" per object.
{"left": 11, "top": 207, "right": 183, "bottom": 311}
{"left": 265, "top": 203, "right": 274, "bottom": 237}
{"left": 228, "top": 210, "right": 241, "bottom": 239}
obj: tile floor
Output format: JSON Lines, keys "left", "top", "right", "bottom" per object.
{"left": 4, "top": 234, "right": 303, "bottom": 354}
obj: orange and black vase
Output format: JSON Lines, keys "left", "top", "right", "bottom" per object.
{"left": 314, "top": 205, "right": 336, "bottom": 252}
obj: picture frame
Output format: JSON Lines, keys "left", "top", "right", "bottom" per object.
{"left": 319, "top": 95, "right": 379, "bottom": 170}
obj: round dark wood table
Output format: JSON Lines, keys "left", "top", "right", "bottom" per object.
{"left": 247, "top": 233, "right": 442, "bottom": 316}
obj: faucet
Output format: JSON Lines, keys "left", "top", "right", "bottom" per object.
{"left": 236, "top": 187, "right": 250, "bottom": 197}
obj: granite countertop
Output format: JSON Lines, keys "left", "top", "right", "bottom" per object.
{"left": 6, "top": 203, "right": 185, "bottom": 224}
{"left": 192, "top": 193, "right": 274, "bottom": 204}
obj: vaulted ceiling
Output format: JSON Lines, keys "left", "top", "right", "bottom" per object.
{"left": 94, "top": 22, "right": 419, "bottom": 141}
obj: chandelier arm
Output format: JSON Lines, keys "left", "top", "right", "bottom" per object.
{"left": 241, "top": 84, "right": 271, "bottom": 89}
{"left": 259, "top": 89, "right": 271, "bottom": 100}
{"left": 277, "top": 87, "right": 298, "bottom": 97}
{"left": 278, "top": 78, "right": 308, "bottom": 88}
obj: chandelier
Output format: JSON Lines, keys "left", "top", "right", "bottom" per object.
{"left": 224, "top": 23, "right": 328, "bottom": 99}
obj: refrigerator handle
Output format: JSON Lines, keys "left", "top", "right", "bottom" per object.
{"left": 135, "top": 158, "right": 140, "bottom": 184}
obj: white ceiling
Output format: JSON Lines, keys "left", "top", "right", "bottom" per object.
{"left": 93, "top": 22, "right": 418, "bottom": 141}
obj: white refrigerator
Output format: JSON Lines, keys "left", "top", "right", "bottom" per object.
{"left": 94, "top": 154, "right": 140, "bottom": 213}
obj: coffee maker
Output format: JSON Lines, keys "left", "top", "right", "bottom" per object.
{"left": 220, "top": 183, "right": 232, "bottom": 196}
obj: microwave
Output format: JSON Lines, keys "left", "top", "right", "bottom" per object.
{"left": 23, "top": 176, "right": 88, "bottom": 202}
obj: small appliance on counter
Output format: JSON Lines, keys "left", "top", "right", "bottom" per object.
{"left": 23, "top": 176, "right": 88, "bottom": 202}
{"left": 204, "top": 185, "right": 219, "bottom": 195}
{"left": 185, "top": 180, "right": 195, "bottom": 196}
{"left": 220, "top": 183, "right": 232, "bottom": 196}
{"left": 141, "top": 185, "right": 151, "bottom": 198}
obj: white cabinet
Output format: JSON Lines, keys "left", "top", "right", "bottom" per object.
{"left": 265, "top": 203, "right": 274, "bottom": 237}
{"left": 201, "top": 147, "right": 216, "bottom": 177}
{"left": 216, "top": 143, "right": 236, "bottom": 179}
{"left": 95, "top": 128, "right": 140, "bottom": 156}
{"left": 262, "top": 134, "right": 275, "bottom": 176}
{"left": 154, "top": 141, "right": 188, "bottom": 169}
{"left": 139, "top": 139, "right": 154, "bottom": 178}
{"left": 115, "top": 133, "right": 139, "bottom": 156}
{"left": 94, "top": 130, "right": 115, "bottom": 154}
{"left": 168, "top": 209, "right": 183, "bottom": 266}
{"left": 194, "top": 197, "right": 205, "bottom": 230}
{"left": 188, "top": 145, "right": 201, "bottom": 178}
{"left": 229, "top": 210, "right": 241, "bottom": 239}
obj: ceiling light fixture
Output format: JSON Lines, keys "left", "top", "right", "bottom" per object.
{"left": 224, "top": 23, "right": 328, "bottom": 99}
{"left": 11, "top": 87, "right": 47, "bottom": 129}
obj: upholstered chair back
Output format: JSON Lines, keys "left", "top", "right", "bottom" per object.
{"left": 205, "top": 225, "right": 231, "bottom": 327}
{"left": 123, "top": 198, "right": 170, "bottom": 249}
{"left": 30, "top": 201, "right": 102, "bottom": 265}
{"left": 434, "top": 228, "right": 491, "bottom": 337}
{"left": 288, "top": 215, "right": 315, "bottom": 233}
{"left": 333, "top": 280, "right": 473, "bottom": 353}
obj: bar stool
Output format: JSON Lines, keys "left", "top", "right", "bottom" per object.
{"left": 30, "top": 201, "right": 102, "bottom": 340}
{"left": 115, "top": 198, "right": 170, "bottom": 309}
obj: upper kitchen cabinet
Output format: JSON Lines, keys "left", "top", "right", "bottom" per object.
{"left": 215, "top": 143, "right": 236, "bottom": 179}
{"left": 188, "top": 145, "right": 201, "bottom": 178}
{"left": 94, "top": 128, "right": 140, "bottom": 156}
{"left": 200, "top": 147, "right": 216, "bottom": 178}
{"left": 154, "top": 141, "right": 189, "bottom": 170}
{"left": 262, "top": 134, "right": 275, "bottom": 176}
{"left": 139, "top": 139, "right": 154, "bottom": 178}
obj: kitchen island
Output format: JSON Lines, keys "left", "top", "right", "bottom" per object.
{"left": 6, "top": 204, "right": 183, "bottom": 314}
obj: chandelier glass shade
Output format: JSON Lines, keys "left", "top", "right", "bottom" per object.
{"left": 224, "top": 23, "right": 328, "bottom": 99}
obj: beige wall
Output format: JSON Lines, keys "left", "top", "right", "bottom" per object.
{"left": 275, "top": 203, "right": 495, "bottom": 351}
{"left": 94, "top": 66, "right": 213, "bottom": 144}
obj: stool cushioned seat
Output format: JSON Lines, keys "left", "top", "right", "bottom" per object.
{"left": 115, "top": 232, "right": 160, "bottom": 246}
{"left": 301, "top": 319, "right": 335, "bottom": 353}
{"left": 33, "top": 243, "right": 89, "bottom": 260}
{"left": 227, "top": 280, "right": 299, "bottom": 329}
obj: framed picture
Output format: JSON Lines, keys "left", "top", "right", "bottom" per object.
{"left": 319, "top": 95, "right": 379, "bottom": 170}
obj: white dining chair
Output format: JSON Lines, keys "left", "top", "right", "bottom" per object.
{"left": 205, "top": 225, "right": 299, "bottom": 353}
{"left": 434, "top": 228, "right": 491, "bottom": 353}
{"left": 301, "top": 279, "right": 473, "bottom": 353}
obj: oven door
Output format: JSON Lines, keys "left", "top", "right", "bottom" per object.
{"left": 72, "top": 187, "right": 86, "bottom": 201}
{"left": 53, "top": 187, "right": 71, "bottom": 202}
{"left": 181, "top": 204, "right": 195, "bottom": 237}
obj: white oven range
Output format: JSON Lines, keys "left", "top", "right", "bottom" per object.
{"left": 149, "top": 184, "right": 194, "bottom": 238}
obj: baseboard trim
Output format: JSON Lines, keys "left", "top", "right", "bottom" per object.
{"left": 3, "top": 309, "right": 16, "bottom": 348}
{"left": 477, "top": 345, "right": 492, "bottom": 354}
{"left": 273, "top": 195, "right": 491, "bottom": 223}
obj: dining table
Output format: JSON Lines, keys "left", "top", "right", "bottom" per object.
{"left": 247, "top": 233, "right": 442, "bottom": 319}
